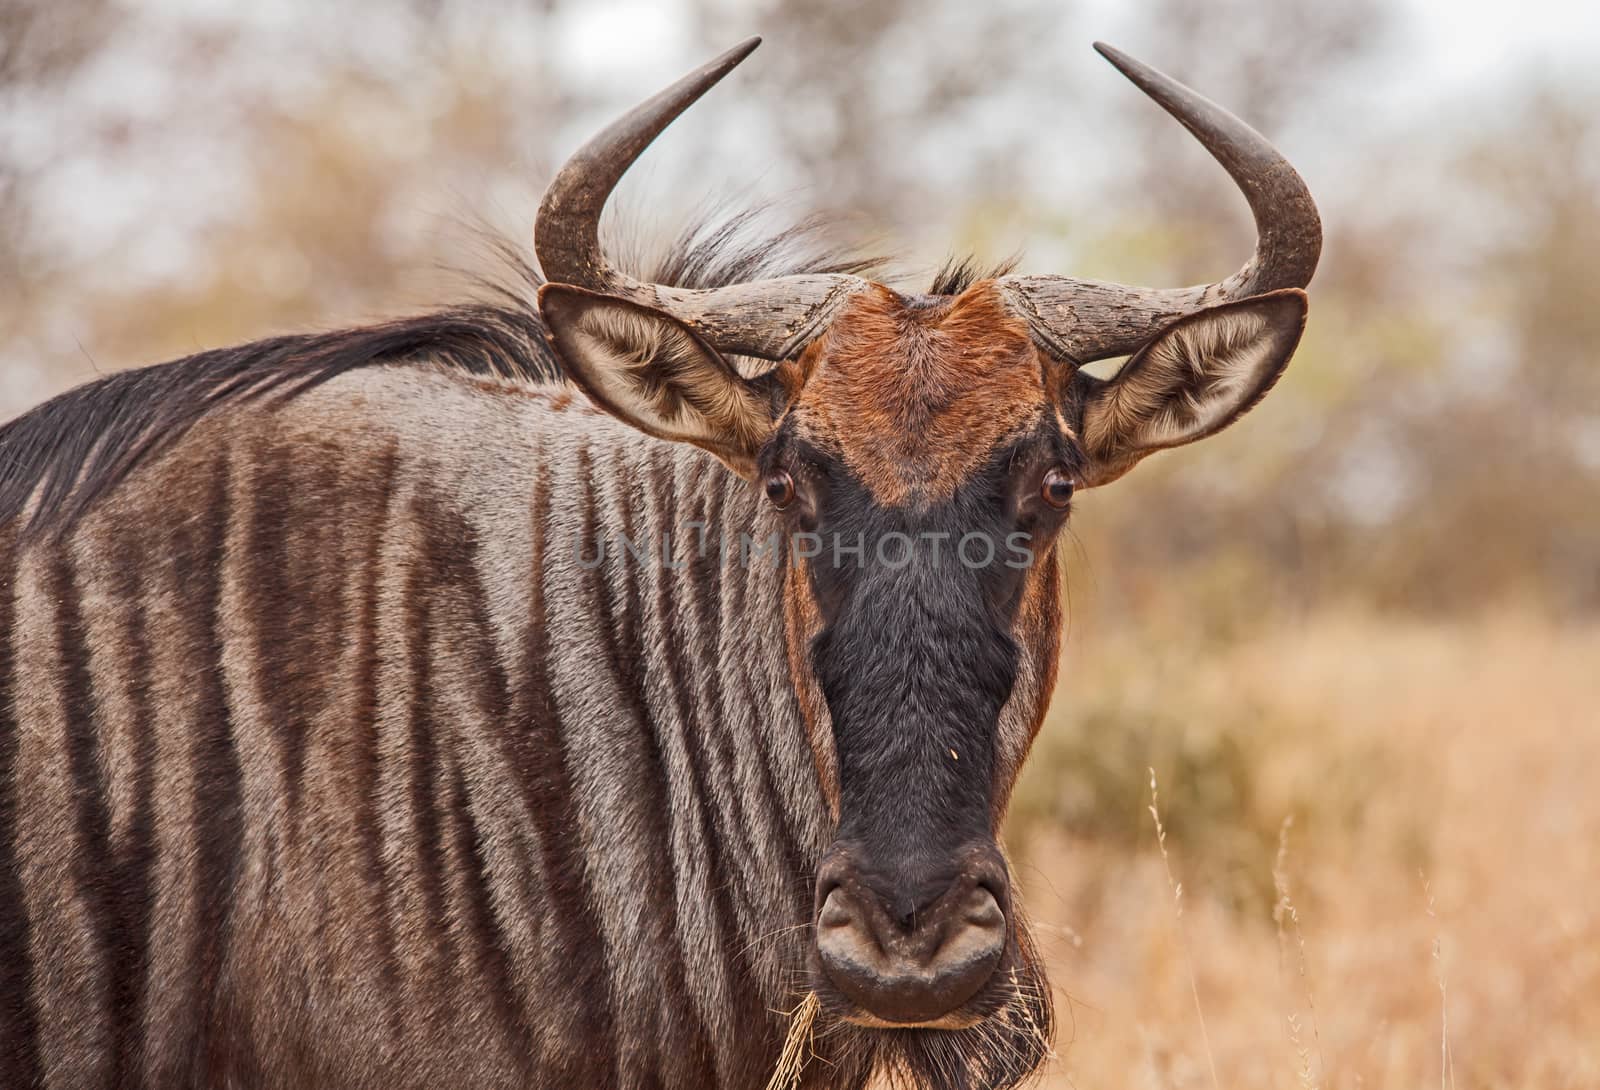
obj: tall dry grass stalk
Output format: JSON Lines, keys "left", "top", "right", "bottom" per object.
{"left": 1421, "top": 873, "right": 1456, "bottom": 1090}
{"left": 1273, "top": 816, "right": 1324, "bottom": 1090}
{"left": 764, "top": 991, "right": 820, "bottom": 1090}
{"left": 1148, "top": 766, "right": 1221, "bottom": 1090}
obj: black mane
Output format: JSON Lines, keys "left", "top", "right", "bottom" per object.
{"left": 0, "top": 205, "right": 1009, "bottom": 540}
{"left": 0, "top": 300, "right": 564, "bottom": 541}
{"left": 927, "top": 253, "right": 1020, "bottom": 297}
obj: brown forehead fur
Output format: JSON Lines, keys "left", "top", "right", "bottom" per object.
{"left": 786, "top": 280, "right": 1055, "bottom": 507}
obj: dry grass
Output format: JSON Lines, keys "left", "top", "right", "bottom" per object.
{"left": 1012, "top": 608, "right": 1600, "bottom": 1090}
{"left": 766, "top": 992, "right": 820, "bottom": 1090}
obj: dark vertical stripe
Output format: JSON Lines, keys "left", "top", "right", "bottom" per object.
{"left": 446, "top": 760, "right": 529, "bottom": 1074}
{"left": 351, "top": 445, "right": 401, "bottom": 1015}
{"left": 415, "top": 490, "right": 531, "bottom": 1067}
{"left": 105, "top": 530, "right": 160, "bottom": 1090}
{"left": 402, "top": 497, "right": 449, "bottom": 966}
{"left": 580, "top": 444, "right": 663, "bottom": 764}
{"left": 240, "top": 442, "right": 343, "bottom": 820}
{"left": 187, "top": 458, "right": 247, "bottom": 1085}
{"left": 0, "top": 529, "right": 41, "bottom": 1088}
{"left": 517, "top": 450, "right": 618, "bottom": 1087}
{"left": 240, "top": 447, "right": 301, "bottom": 814}
{"left": 49, "top": 551, "right": 121, "bottom": 1081}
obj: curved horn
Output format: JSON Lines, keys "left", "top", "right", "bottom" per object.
{"left": 996, "top": 43, "right": 1322, "bottom": 364}
{"left": 535, "top": 37, "right": 868, "bottom": 360}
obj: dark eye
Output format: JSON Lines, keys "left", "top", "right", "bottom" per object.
{"left": 764, "top": 470, "right": 796, "bottom": 509}
{"left": 1041, "top": 467, "right": 1075, "bottom": 509}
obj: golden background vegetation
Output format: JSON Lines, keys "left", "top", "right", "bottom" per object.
{"left": 3, "top": 1, "right": 1596, "bottom": 1086}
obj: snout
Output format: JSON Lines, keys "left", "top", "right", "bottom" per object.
{"left": 814, "top": 849, "right": 1009, "bottom": 1025}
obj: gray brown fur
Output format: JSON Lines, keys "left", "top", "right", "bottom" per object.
{"left": 0, "top": 360, "right": 862, "bottom": 1089}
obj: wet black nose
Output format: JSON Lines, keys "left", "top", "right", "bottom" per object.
{"left": 814, "top": 848, "right": 1008, "bottom": 1025}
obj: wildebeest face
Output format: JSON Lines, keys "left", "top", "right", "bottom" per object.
{"left": 542, "top": 275, "right": 1306, "bottom": 1026}
{"left": 760, "top": 283, "right": 1072, "bottom": 1026}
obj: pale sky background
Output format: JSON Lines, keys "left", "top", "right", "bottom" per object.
{"left": 558, "top": 0, "right": 1600, "bottom": 104}
{"left": 554, "top": 0, "right": 1600, "bottom": 84}
{"left": 1394, "top": 0, "right": 1599, "bottom": 92}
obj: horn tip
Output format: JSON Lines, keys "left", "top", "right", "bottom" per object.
{"left": 1092, "top": 41, "right": 1143, "bottom": 80}
{"left": 725, "top": 35, "right": 762, "bottom": 64}
{"left": 694, "top": 36, "right": 761, "bottom": 85}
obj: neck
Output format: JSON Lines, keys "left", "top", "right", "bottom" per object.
{"left": 486, "top": 401, "right": 841, "bottom": 1085}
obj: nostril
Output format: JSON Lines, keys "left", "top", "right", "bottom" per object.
{"left": 813, "top": 851, "right": 855, "bottom": 914}
{"left": 963, "top": 890, "right": 1005, "bottom": 930}
{"left": 818, "top": 896, "right": 855, "bottom": 931}
{"left": 969, "top": 861, "right": 1011, "bottom": 908}
{"left": 939, "top": 888, "right": 1006, "bottom": 955}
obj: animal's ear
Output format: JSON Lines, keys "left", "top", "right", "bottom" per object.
{"left": 1074, "top": 289, "right": 1308, "bottom": 486}
{"left": 539, "top": 285, "right": 777, "bottom": 478}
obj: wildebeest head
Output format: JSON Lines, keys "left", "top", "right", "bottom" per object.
{"left": 536, "top": 36, "right": 1316, "bottom": 1045}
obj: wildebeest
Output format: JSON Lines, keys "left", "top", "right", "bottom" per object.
{"left": 0, "top": 36, "right": 1318, "bottom": 1090}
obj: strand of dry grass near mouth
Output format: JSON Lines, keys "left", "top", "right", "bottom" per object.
{"left": 1421, "top": 872, "right": 1457, "bottom": 1090}
{"left": 1147, "top": 767, "right": 1221, "bottom": 1090}
{"left": 1006, "top": 964, "right": 1056, "bottom": 1066}
{"left": 1272, "top": 816, "right": 1324, "bottom": 1090}
{"left": 765, "top": 991, "right": 821, "bottom": 1090}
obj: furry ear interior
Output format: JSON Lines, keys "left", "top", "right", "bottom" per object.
{"left": 1074, "top": 289, "right": 1308, "bottom": 486}
{"left": 538, "top": 285, "right": 776, "bottom": 477}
